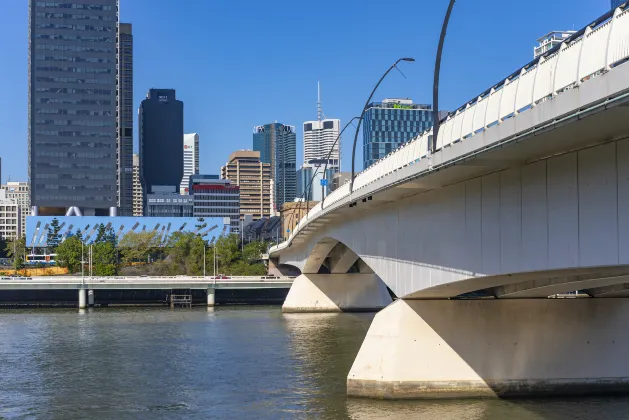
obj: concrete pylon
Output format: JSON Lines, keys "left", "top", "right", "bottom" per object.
{"left": 282, "top": 273, "right": 391, "bottom": 312}
{"left": 348, "top": 298, "right": 629, "bottom": 399}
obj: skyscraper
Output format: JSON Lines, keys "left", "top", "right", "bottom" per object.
{"left": 221, "top": 150, "right": 271, "bottom": 222}
{"left": 139, "top": 89, "right": 184, "bottom": 212}
{"left": 362, "top": 99, "right": 433, "bottom": 169}
{"left": 0, "top": 182, "right": 29, "bottom": 237}
{"left": 180, "top": 133, "right": 199, "bottom": 194}
{"left": 303, "top": 84, "right": 340, "bottom": 169}
{"left": 117, "top": 23, "right": 133, "bottom": 216}
{"left": 29, "top": 0, "right": 119, "bottom": 216}
{"left": 132, "top": 154, "right": 143, "bottom": 216}
{"left": 253, "top": 123, "right": 296, "bottom": 211}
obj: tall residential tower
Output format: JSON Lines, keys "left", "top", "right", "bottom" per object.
{"left": 28, "top": 0, "right": 119, "bottom": 216}
{"left": 117, "top": 23, "right": 133, "bottom": 216}
{"left": 221, "top": 150, "right": 271, "bottom": 222}
{"left": 253, "top": 123, "right": 296, "bottom": 211}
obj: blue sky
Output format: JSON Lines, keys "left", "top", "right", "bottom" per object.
{"left": 0, "top": 0, "right": 610, "bottom": 184}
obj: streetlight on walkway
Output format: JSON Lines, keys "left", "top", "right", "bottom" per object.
{"left": 320, "top": 116, "right": 360, "bottom": 206}
{"left": 431, "top": 0, "right": 456, "bottom": 153}
{"left": 349, "top": 57, "right": 415, "bottom": 192}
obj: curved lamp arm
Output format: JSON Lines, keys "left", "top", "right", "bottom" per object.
{"left": 350, "top": 57, "right": 415, "bottom": 192}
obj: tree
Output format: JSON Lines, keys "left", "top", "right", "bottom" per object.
{"left": 56, "top": 235, "right": 83, "bottom": 274}
{"left": 95, "top": 224, "right": 116, "bottom": 246}
{"left": 242, "top": 240, "right": 267, "bottom": 264}
{"left": 5, "top": 236, "right": 26, "bottom": 273}
{"left": 214, "top": 234, "right": 240, "bottom": 273}
{"left": 47, "top": 218, "right": 61, "bottom": 252}
{"left": 119, "top": 230, "right": 161, "bottom": 264}
{"left": 74, "top": 229, "right": 83, "bottom": 243}
{"left": 0, "top": 237, "right": 7, "bottom": 258}
{"left": 92, "top": 242, "right": 117, "bottom": 276}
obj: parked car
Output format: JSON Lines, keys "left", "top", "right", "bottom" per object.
{"left": 215, "top": 274, "right": 229, "bottom": 280}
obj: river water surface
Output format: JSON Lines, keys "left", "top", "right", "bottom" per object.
{"left": 0, "top": 307, "right": 628, "bottom": 419}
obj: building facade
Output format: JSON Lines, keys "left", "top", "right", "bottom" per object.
{"left": 139, "top": 89, "right": 184, "bottom": 213}
{"left": 330, "top": 172, "right": 351, "bottom": 192}
{"left": 180, "top": 133, "right": 199, "bottom": 194}
{"left": 534, "top": 31, "right": 575, "bottom": 58}
{"left": 220, "top": 150, "right": 271, "bottom": 222}
{"left": 362, "top": 99, "right": 433, "bottom": 169}
{"left": 146, "top": 186, "right": 193, "bottom": 218}
{"left": 0, "top": 182, "right": 30, "bottom": 237}
{"left": 280, "top": 201, "right": 318, "bottom": 241}
{"left": 132, "top": 154, "right": 143, "bottom": 216}
{"left": 28, "top": 0, "right": 119, "bottom": 216}
{"left": 117, "top": 23, "right": 133, "bottom": 216}
{"left": 253, "top": 123, "right": 296, "bottom": 211}
{"left": 296, "top": 160, "right": 336, "bottom": 202}
{"left": 0, "top": 190, "right": 21, "bottom": 241}
{"left": 303, "top": 119, "right": 341, "bottom": 170}
{"left": 190, "top": 175, "right": 240, "bottom": 232}
{"left": 25, "top": 215, "right": 228, "bottom": 247}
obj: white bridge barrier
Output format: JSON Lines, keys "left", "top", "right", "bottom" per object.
{"left": 279, "top": 5, "right": 629, "bottom": 250}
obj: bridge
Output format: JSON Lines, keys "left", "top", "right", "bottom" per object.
{"left": 0, "top": 276, "right": 294, "bottom": 308}
{"left": 270, "top": 6, "right": 629, "bottom": 399}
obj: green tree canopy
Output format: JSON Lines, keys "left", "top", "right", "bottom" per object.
{"left": 47, "top": 218, "right": 61, "bottom": 252}
{"left": 56, "top": 235, "right": 83, "bottom": 274}
{"left": 5, "top": 236, "right": 26, "bottom": 272}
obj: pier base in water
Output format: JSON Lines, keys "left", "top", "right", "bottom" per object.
{"left": 348, "top": 298, "right": 629, "bottom": 399}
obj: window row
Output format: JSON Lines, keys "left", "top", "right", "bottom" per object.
{"left": 36, "top": 108, "right": 112, "bottom": 116}
{"left": 35, "top": 130, "right": 114, "bottom": 138}
{"left": 36, "top": 120, "right": 114, "bottom": 127}
{"left": 36, "top": 65, "right": 113, "bottom": 74}
{"left": 35, "top": 173, "right": 114, "bottom": 180}
{"left": 35, "top": 34, "right": 114, "bottom": 42}
{"left": 34, "top": 141, "right": 114, "bottom": 149}
{"left": 36, "top": 55, "right": 113, "bottom": 64}
{"left": 34, "top": 194, "right": 114, "bottom": 202}
{"left": 35, "top": 2, "right": 114, "bottom": 11}
{"left": 36, "top": 98, "right": 113, "bottom": 106}
{"left": 35, "top": 12, "right": 117, "bottom": 21}
{"left": 35, "top": 44, "right": 113, "bottom": 54}
{"left": 35, "top": 23, "right": 114, "bottom": 32}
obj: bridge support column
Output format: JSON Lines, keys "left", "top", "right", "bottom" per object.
{"left": 282, "top": 273, "right": 391, "bottom": 313}
{"left": 348, "top": 298, "right": 629, "bottom": 399}
{"left": 88, "top": 290, "right": 94, "bottom": 307}
{"left": 78, "top": 289, "right": 86, "bottom": 309}
{"left": 207, "top": 288, "right": 215, "bottom": 307}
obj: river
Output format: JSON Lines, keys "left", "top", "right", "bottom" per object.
{"left": 0, "top": 307, "right": 628, "bottom": 419}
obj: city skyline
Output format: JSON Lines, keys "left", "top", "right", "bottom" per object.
{"left": 0, "top": 0, "right": 610, "bottom": 185}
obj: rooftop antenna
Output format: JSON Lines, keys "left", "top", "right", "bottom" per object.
{"left": 317, "top": 81, "right": 322, "bottom": 121}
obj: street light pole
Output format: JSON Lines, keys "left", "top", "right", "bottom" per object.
{"left": 431, "top": 0, "right": 456, "bottom": 153}
{"left": 203, "top": 245, "right": 206, "bottom": 277}
{"left": 350, "top": 57, "right": 415, "bottom": 192}
{"left": 320, "top": 117, "right": 360, "bottom": 206}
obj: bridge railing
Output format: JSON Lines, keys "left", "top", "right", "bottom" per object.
{"left": 278, "top": 5, "right": 629, "bottom": 249}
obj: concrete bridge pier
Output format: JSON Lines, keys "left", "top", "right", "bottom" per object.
{"left": 348, "top": 298, "right": 629, "bottom": 399}
{"left": 207, "top": 288, "right": 215, "bottom": 307}
{"left": 88, "top": 290, "right": 94, "bottom": 307}
{"left": 282, "top": 273, "right": 392, "bottom": 312}
{"left": 78, "top": 289, "right": 86, "bottom": 309}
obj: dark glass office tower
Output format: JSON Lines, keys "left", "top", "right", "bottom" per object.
{"left": 138, "top": 89, "right": 184, "bottom": 208}
{"left": 117, "top": 23, "right": 133, "bottom": 216}
{"left": 28, "top": 0, "right": 119, "bottom": 216}
{"left": 253, "top": 122, "right": 296, "bottom": 212}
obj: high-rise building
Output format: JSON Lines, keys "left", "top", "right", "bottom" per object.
{"left": 0, "top": 190, "right": 21, "bottom": 241}
{"left": 612, "top": 0, "right": 623, "bottom": 9}
{"left": 221, "top": 150, "right": 271, "bottom": 222}
{"left": 0, "top": 182, "right": 30, "bottom": 237}
{"left": 296, "top": 160, "right": 336, "bottom": 202}
{"left": 146, "top": 186, "right": 193, "bottom": 217}
{"left": 117, "top": 23, "right": 134, "bottom": 216}
{"left": 303, "top": 83, "right": 340, "bottom": 170}
{"left": 29, "top": 0, "right": 119, "bottom": 217}
{"left": 180, "top": 133, "right": 199, "bottom": 194}
{"left": 362, "top": 99, "right": 433, "bottom": 169}
{"left": 534, "top": 31, "right": 575, "bottom": 58}
{"left": 132, "top": 154, "right": 143, "bottom": 216}
{"left": 139, "top": 89, "right": 184, "bottom": 214}
{"left": 253, "top": 123, "right": 296, "bottom": 211}
{"left": 190, "top": 175, "right": 240, "bottom": 232}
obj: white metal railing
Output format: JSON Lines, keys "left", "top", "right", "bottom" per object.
{"left": 271, "top": 5, "right": 629, "bottom": 252}
{"left": 1, "top": 276, "right": 295, "bottom": 283}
